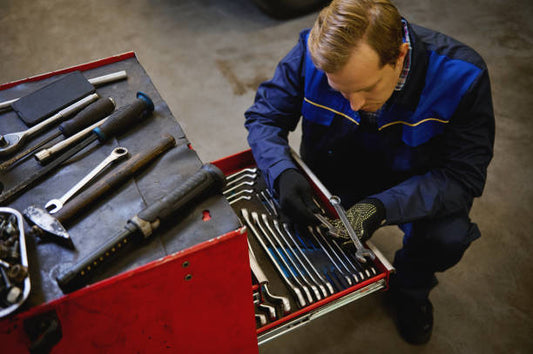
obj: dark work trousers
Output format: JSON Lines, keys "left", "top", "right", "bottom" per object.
{"left": 392, "top": 211, "right": 481, "bottom": 301}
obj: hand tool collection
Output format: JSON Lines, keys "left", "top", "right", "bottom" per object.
{"left": 223, "top": 167, "right": 379, "bottom": 327}
{"left": 0, "top": 92, "right": 154, "bottom": 205}
{"left": 0, "top": 65, "right": 190, "bottom": 314}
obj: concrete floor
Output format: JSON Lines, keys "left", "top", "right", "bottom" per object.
{"left": 1, "top": 0, "right": 532, "bottom": 352}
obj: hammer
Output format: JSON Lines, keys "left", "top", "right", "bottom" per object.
{"left": 23, "top": 134, "right": 178, "bottom": 249}
{"left": 56, "top": 163, "right": 227, "bottom": 293}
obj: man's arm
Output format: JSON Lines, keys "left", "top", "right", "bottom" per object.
{"left": 244, "top": 33, "right": 307, "bottom": 191}
{"left": 373, "top": 69, "right": 495, "bottom": 224}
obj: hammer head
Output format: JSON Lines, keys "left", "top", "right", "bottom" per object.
{"left": 23, "top": 205, "right": 74, "bottom": 249}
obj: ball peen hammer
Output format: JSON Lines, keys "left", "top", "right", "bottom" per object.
{"left": 56, "top": 163, "right": 227, "bottom": 293}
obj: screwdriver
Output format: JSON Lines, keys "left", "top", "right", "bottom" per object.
{"left": 0, "top": 97, "right": 116, "bottom": 171}
{"left": 0, "top": 92, "right": 154, "bottom": 205}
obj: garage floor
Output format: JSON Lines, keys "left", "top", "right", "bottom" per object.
{"left": 1, "top": 0, "right": 532, "bottom": 352}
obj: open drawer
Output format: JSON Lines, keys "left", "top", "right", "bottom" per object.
{"left": 212, "top": 149, "right": 395, "bottom": 345}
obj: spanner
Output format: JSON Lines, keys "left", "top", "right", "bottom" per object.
{"left": 0, "top": 93, "right": 99, "bottom": 156}
{"left": 45, "top": 147, "right": 128, "bottom": 213}
{"left": 329, "top": 195, "right": 375, "bottom": 263}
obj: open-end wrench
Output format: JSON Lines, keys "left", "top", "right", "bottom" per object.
{"left": 248, "top": 239, "right": 291, "bottom": 315}
{"left": 281, "top": 223, "right": 335, "bottom": 296}
{"left": 329, "top": 195, "right": 375, "bottom": 263}
{"left": 316, "top": 227, "right": 361, "bottom": 284}
{"left": 273, "top": 219, "right": 328, "bottom": 299}
{"left": 0, "top": 93, "right": 99, "bottom": 156}
{"left": 307, "top": 226, "right": 353, "bottom": 288}
{"left": 253, "top": 212, "right": 313, "bottom": 305}
{"left": 45, "top": 147, "right": 128, "bottom": 213}
{"left": 261, "top": 214, "right": 318, "bottom": 303}
{"left": 242, "top": 208, "right": 306, "bottom": 308}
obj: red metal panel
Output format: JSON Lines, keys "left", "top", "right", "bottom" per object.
{"left": 1, "top": 229, "right": 258, "bottom": 354}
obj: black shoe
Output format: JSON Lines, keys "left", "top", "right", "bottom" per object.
{"left": 393, "top": 293, "right": 433, "bottom": 345}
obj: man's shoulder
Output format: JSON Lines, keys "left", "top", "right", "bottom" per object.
{"left": 410, "top": 23, "right": 487, "bottom": 69}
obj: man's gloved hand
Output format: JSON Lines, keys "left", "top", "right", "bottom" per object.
{"left": 277, "top": 169, "right": 320, "bottom": 226}
{"left": 329, "top": 198, "right": 386, "bottom": 242}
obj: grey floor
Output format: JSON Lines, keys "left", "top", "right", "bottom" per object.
{"left": 1, "top": 0, "right": 532, "bottom": 353}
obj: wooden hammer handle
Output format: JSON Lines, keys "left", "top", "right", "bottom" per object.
{"left": 55, "top": 134, "right": 177, "bottom": 223}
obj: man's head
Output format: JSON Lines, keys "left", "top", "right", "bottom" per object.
{"left": 308, "top": 0, "right": 409, "bottom": 112}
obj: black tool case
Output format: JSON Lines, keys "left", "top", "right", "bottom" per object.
{"left": 0, "top": 53, "right": 393, "bottom": 352}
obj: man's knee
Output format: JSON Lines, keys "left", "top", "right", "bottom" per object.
{"left": 420, "top": 214, "right": 480, "bottom": 271}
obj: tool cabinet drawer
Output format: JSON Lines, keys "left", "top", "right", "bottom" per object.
{"left": 213, "top": 149, "right": 394, "bottom": 345}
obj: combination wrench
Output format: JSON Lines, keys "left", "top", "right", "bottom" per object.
{"left": 0, "top": 93, "right": 99, "bottom": 156}
{"left": 45, "top": 147, "right": 129, "bottom": 213}
{"left": 329, "top": 195, "right": 375, "bottom": 263}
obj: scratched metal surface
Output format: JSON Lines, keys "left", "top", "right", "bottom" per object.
{"left": 0, "top": 55, "right": 241, "bottom": 307}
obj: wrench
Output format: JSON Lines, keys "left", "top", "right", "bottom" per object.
{"left": 0, "top": 93, "right": 99, "bottom": 156}
{"left": 329, "top": 195, "right": 375, "bottom": 263}
{"left": 45, "top": 147, "right": 128, "bottom": 213}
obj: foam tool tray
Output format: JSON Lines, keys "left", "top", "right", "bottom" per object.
{"left": 212, "top": 149, "right": 395, "bottom": 345}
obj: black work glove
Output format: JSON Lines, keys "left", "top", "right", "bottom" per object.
{"left": 276, "top": 169, "right": 320, "bottom": 226}
{"left": 329, "top": 198, "right": 386, "bottom": 242}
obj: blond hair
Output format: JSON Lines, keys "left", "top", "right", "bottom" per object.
{"left": 309, "top": 0, "right": 403, "bottom": 73}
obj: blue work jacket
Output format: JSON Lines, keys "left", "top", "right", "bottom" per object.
{"left": 245, "top": 21, "right": 494, "bottom": 225}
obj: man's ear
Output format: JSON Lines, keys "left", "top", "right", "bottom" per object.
{"left": 396, "top": 42, "right": 409, "bottom": 65}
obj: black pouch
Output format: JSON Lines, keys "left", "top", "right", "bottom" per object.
{"left": 11, "top": 71, "right": 95, "bottom": 127}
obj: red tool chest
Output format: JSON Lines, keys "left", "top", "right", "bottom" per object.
{"left": 0, "top": 54, "right": 393, "bottom": 352}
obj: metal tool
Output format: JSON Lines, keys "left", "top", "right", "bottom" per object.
{"left": 229, "top": 195, "right": 252, "bottom": 205}
{"left": 34, "top": 116, "right": 107, "bottom": 164}
{"left": 261, "top": 214, "right": 319, "bottom": 303}
{"left": 314, "top": 212, "right": 340, "bottom": 237}
{"left": 0, "top": 94, "right": 99, "bottom": 156}
{"left": 0, "top": 71, "right": 127, "bottom": 111}
{"left": 315, "top": 227, "right": 361, "bottom": 284}
{"left": 253, "top": 212, "right": 314, "bottom": 305}
{"left": 226, "top": 173, "right": 257, "bottom": 188}
{"left": 23, "top": 135, "right": 177, "bottom": 248}
{"left": 223, "top": 181, "right": 254, "bottom": 196}
{"left": 0, "top": 97, "right": 116, "bottom": 171}
{"left": 274, "top": 220, "right": 330, "bottom": 298}
{"left": 45, "top": 147, "right": 129, "bottom": 213}
{"left": 225, "top": 189, "right": 253, "bottom": 202}
{"left": 248, "top": 239, "right": 291, "bottom": 315}
{"left": 242, "top": 208, "right": 306, "bottom": 308}
{"left": 56, "top": 163, "right": 226, "bottom": 293}
{"left": 0, "top": 92, "right": 154, "bottom": 205}
{"left": 329, "top": 196, "right": 375, "bottom": 263}
{"left": 307, "top": 226, "right": 353, "bottom": 288}
{"left": 227, "top": 168, "right": 257, "bottom": 181}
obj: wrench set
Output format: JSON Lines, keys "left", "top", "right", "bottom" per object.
{"left": 224, "top": 166, "right": 382, "bottom": 329}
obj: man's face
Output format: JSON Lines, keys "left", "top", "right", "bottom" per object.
{"left": 326, "top": 41, "right": 408, "bottom": 113}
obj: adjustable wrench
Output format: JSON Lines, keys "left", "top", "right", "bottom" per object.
{"left": 45, "top": 147, "right": 128, "bottom": 213}
{"left": 329, "top": 195, "right": 375, "bottom": 263}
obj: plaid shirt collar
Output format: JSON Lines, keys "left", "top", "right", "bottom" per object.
{"left": 395, "top": 19, "right": 412, "bottom": 91}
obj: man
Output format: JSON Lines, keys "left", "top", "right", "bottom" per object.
{"left": 245, "top": 0, "right": 494, "bottom": 345}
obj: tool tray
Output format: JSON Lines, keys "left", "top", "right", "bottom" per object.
{"left": 213, "top": 150, "right": 394, "bottom": 345}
